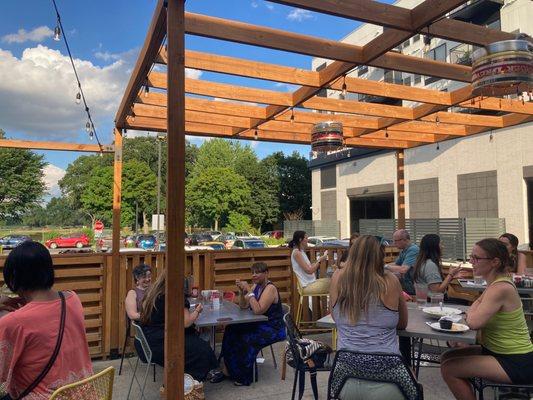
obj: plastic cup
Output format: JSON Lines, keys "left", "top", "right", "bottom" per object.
{"left": 414, "top": 283, "right": 429, "bottom": 309}
{"left": 429, "top": 292, "right": 444, "bottom": 305}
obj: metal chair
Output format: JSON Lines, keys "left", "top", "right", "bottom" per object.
{"left": 284, "top": 312, "right": 332, "bottom": 400}
{"left": 118, "top": 314, "right": 156, "bottom": 382}
{"left": 295, "top": 276, "right": 330, "bottom": 333}
{"left": 327, "top": 350, "right": 423, "bottom": 400}
{"left": 472, "top": 378, "right": 533, "bottom": 400}
{"left": 127, "top": 321, "right": 156, "bottom": 400}
{"left": 49, "top": 366, "right": 115, "bottom": 400}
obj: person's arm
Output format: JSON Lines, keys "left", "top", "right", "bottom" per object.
{"left": 329, "top": 268, "right": 343, "bottom": 320}
{"left": 517, "top": 253, "right": 527, "bottom": 275}
{"left": 383, "top": 272, "right": 408, "bottom": 329}
{"left": 293, "top": 250, "right": 327, "bottom": 275}
{"left": 0, "top": 315, "right": 23, "bottom": 384}
{"left": 247, "top": 285, "right": 277, "bottom": 315}
{"left": 125, "top": 290, "right": 140, "bottom": 321}
{"left": 397, "top": 293, "right": 408, "bottom": 330}
{"left": 427, "top": 264, "right": 461, "bottom": 293}
{"left": 184, "top": 303, "right": 202, "bottom": 328}
{"left": 386, "top": 264, "right": 410, "bottom": 275}
{"left": 466, "top": 284, "right": 507, "bottom": 330}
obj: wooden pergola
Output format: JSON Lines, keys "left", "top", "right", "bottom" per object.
{"left": 113, "top": 0, "right": 533, "bottom": 397}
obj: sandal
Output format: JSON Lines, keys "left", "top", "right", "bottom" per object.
{"left": 233, "top": 381, "right": 246, "bottom": 386}
{"left": 210, "top": 371, "right": 226, "bottom": 384}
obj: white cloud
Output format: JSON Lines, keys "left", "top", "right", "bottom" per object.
{"left": 94, "top": 51, "right": 122, "bottom": 61}
{"left": 287, "top": 8, "right": 313, "bottom": 22}
{"left": 265, "top": 3, "right": 274, "bottom": 10}
{"left": 42, "top": 164, "right": 66, "bottom": 198}
{"left": 185, "top": 68, "right": 202, "bottom": 80}
{"left": 0, "top": 45, "right": 139, "bottom": 140}
{"left": 2, "top": 26, "right": 54, "bottom": 44}
{"left": 251, "top": 1, "right": 259, "bottom": 8}
{"left": 274, "top": 82, "right": 297, "bottom": 92}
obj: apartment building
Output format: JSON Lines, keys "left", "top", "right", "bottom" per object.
{"left": 310, "top": 0, "right": 533, "bottom": 243}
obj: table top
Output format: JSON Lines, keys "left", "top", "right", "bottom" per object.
{"left": 317, "top": 303, "right": 477, "bottom": 344}
{"left": 193, "top": 299, "right": 268, "bottom": 328}
{"left": 457, "top": 279, "right": 533, "bottom": 295}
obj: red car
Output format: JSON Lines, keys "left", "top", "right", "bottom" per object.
{"left": 45, "top": 233, "right": 90, "bottom": 249}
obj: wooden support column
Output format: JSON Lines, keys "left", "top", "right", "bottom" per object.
{"left": 111, "top": 127, "right": 123, "bottom": 351}
{"left": 396, "top": 149, "right": 406, "bottom": 229}
{"left": 165, "top": 0, "right": 185, "bottom": 398}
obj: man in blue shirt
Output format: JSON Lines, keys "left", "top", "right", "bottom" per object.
{"left": 385, "top": 229, "right": 419, "bottom": 295}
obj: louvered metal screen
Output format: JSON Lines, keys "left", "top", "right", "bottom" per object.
{"left": 284, "top": 220, "right": 340, "bottom": 239}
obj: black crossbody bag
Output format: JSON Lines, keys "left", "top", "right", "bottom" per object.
{"left": 1, "top": 292, "right": 66, "bottom": 400}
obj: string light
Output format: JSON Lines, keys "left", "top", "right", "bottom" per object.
{"left": 254, "top": 129, "right": 258, "bottom": 140}
{"left": 51, "top": 0, "right": 102, "bottom": 151}
{"left": 435, "top": 114, "right": 440, "bottom": 126}
{"left": 385, "top": 128, "right": 389, "bottom": 138}
{"left": 489, "top": 129, "right": 493, "bottom": 142}
{"left": 436, "top": 143, "right": 440, "bottom": 151}
{"left": 341, "top": 75, "right": 347, "bottom": 99}
{"left": 290, "top": 107, "right": 295, "bottom": 123}
{"left": 423, "top": 30, "right": 431, "bottom": 53}
{"left": 75, "top": 92, "right": 81, "bottom": 105}
{"left": 144, "top": 86, "right": 150, "bottom": 97}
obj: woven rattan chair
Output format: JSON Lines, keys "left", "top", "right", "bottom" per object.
{"left": 49, "top": 366, "right": 114, "bottom": 400}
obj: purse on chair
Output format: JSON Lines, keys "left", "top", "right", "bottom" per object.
{"left": 1, "top": 292, "right": 66, "bottom": 400}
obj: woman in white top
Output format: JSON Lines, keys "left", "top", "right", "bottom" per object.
{"left": 289, "top": 231, "right": 330, "bottom": 294}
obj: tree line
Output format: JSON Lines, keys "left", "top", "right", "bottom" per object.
{"left": 1, "top": 131, "right": 311, "bottom": 232}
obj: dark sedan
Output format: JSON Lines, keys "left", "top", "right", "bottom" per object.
{"left": 0, "top": 235, "right": 32, "bottom": 250}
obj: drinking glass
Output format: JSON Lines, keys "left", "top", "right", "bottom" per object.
{"left": 429, "top": 292, "right": 444, "bottom": 305}
{"left": 474, "top": 275, "right": 485, "bottom": 285}
{"left": 414, "top": 283, "right": 429, "bottom": 309}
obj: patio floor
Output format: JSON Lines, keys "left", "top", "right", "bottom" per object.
{"left": 93, "top": 333, "right": 499, "bottom": 400}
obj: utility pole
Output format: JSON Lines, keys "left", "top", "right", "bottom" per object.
{"left": 135, "top": 200, "right": 139, "bottom": 234}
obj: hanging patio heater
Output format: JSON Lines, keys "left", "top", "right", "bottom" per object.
{"left": 311, "top": 121, "right": 344, "bottom": 153}
{"left": 472, "top": 37, "right": 533, "bottom": 97}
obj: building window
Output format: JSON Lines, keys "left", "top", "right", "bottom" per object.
{"left": 403, "top": 76, "right": 411, "bottom": 86}
{"left": 414, "top": 74, "right": 421, "bottom": 84}
{"left": 402, "top": 40, "right": 410, "bottom": 48}
{"left": 316, "top": 62, "right": 327, "bottom": 72}
{"left": 413, "top": 34, "right": 420, "bottom": 43}
{"left": 357, "top": 65, "right": 369, "bottom": 76}
{"left": 321, "top": 165, "right": 336, "bottom": 189}
{"left": 425, "top": 43, "right": 447, "bottom": 62}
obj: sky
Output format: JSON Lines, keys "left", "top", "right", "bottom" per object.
{"left": 0, "top": 0, "right": 372, "bottom": 198}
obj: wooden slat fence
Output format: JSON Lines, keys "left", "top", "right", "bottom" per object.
{"left": 0, "top": 246, "right": 400, "bottom": 359}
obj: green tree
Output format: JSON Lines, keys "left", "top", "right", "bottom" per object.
{"left": 262, "top": 151, "right": 311, "bottom": 220}
{"left": 0, "top": 130, "right": 47, "bottom": 220}
{"left": 22, "top": 197, "right": 87, "bottom": 227}
{"left": 224, "top": 211, "right": 252, "bottom": 232}
{"left": 186, "top": 167, "right": 251, "bottom": 230}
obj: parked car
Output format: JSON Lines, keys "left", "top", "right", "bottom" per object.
{"left": 204, "top": 231, "right": 222, "bottom": 240}
{"left": 0, "top": 235, "right": 32, "bottom": 250}
{"left": 123, "top": 235, "right": 136, "bottom": 247}
{"left": 218, "top": 233, "right": 237, "bottom": 249}
{"left": 198, "top": 241, "right": 226, "bottom": 250}
{"left": 307, "top": 236, "right": 338, "bottom": 247}
{"left": 232, "top": 239, "right": 267, "bottom": 249}
{"left": 188, "top": 233, "right": 214, "bottom": 246}
{"left": 135, "top": 234, "right": 157, "bottom": 250}
{"left": 235, "top": 232, "right": 257, "bottom": 238}
{"left": 262, "top": 230, "right": 284, "bottom": 239}
{"left": 321, "top": 239, "right": 350, "bottom": 247}
{"left": 45, "top": 233, "right": 90, "bottom": 249}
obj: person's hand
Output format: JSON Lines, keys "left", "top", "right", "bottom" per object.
{"left": 449, "top": 265, "right": 469, "bottom": 279}
{"left": 238, "top": 281, "right": 250, "bottom": 293}
{"left": 195, "top": 303, "right": 203, "bottom": 314}
{"left": 320, "top": 250, "right": 329, "bottom": 261}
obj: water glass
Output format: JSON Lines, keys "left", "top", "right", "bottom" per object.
{"left": 429, "top": 292, "right": 444, "bottom": 305}
{"left": 414, "top": 283, "right": 428, "bottom": 309}
{"left": 474, "top": 275, "right": 485, "bottom": 285}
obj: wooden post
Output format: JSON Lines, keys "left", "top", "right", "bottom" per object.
{"left": 396, "top": 149, "right": 406, "bottom": 229}
{"left": 165, "top": 0, "right": 185, "bottom": 398}
{"left": 111, "top": 127, "right": 123, "bottom": 351}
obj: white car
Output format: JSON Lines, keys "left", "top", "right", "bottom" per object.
{"left": 307, "top": 236, "right": 338, "bottom": 247}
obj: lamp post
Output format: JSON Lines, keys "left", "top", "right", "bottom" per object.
{"left": 135, "top": 200, "right": 138, "bottom": 234}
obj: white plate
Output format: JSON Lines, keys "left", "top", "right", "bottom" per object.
{"left": 422, "top": 306, "right": 463, "bottom": 319}
{"left": 426, "top": 321, "right": 470, "bottom": 333}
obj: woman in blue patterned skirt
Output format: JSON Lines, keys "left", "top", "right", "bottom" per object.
{"left": 217, "top": 262, "right": 286, "bottom": 386}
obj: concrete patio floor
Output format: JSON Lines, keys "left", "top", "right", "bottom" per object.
{"left": 95, "top": 335, "right": 499, "bottom": 400}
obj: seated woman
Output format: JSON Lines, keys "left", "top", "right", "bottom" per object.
{"left": 289, "top": 230, "right": 330, "bottom": 294}
{"left": 125, "top": 263, "right": 152, "bottom": 320}
{"left": 218, "top": 262, "right": 286, "bottom": 386}
{"left": 499, "top": 233, "right": 527, "bottom": 275}
{"left": 441, "top": 239, "right": 533, "bottom": 400}
{"left": 412, "top": 234, "right": 468, "bottom": 293}
{"left": 335, "top": 233, "right": 360, "bottom": 270}
{"left": 138, "top": 271, "right": 217, "bottom": 381}
{"left": 0, "top": 242, "right": 92, "bottom": 398}
{"left": 330, "top": 235, "right": 409, "bottom": 400}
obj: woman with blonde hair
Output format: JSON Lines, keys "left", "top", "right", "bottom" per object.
{"left": 138, "top": 270, "right": 218, "bottom": 381}
{"left": 329, "top": 235, "right": 408, "bottom": 399}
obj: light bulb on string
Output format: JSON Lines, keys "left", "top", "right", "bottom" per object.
{"left": 423, "top": 35, "right": 431, "bottom": 53}
{"left": 385, "top": 128, "right": 389, "bottom": 138}
{"left": 436, "top": 143, "right": 440, "bottom": 151}
{"left": 254, "top": 129, "right": 258, "bottom": 140}
{"left": 85, "top": 121, "right": 91, "bottom": 133}
{"left": 89, "top": 129, "right": 94, "bottom": 140}
{"left": 341, "top": 75, "right": 347, "bottom": 99}
{"left": 53, "top": 20, "right": 61, "bottom": 41}
{"left": 75, "top": 92, "right": 81, "bottom": 105}
{"left": 435, "top": 114, "right": 440, "bottom": 126}
{"left": 290, "top": 108, "right": 295, "bottom": 123}
{"left": 144, "top": 86, "right": 150, "bottom": 97}
{"left": 489, "top": 129, "right": 493, "bottom": 142}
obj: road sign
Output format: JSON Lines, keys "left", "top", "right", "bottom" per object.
{"left": 94, "top": 220, "right": 104, "bottom": 233}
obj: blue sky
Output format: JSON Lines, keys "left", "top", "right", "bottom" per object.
{"left": 0, "top": 0, "right": 371, "bottom": 196}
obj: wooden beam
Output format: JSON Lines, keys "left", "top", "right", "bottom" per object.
{"left": 110, "top": 127, "right": 123, "bottom": 354}
{"left": 420, "top": 112, "right": 504, "bottom": 128}
{"left": 166, "top": 0, "right": 185, "bottom": 398}
{"left": 159, "top": 49, "right": 321, "bottom": 87}
{"left": 275, "top": 109, "right": 380, "bottom": 130}
{"left": 115, "top": 0, "right": 166, "bottom": 128}
{"left": 389, "top": 121, "right": 468, "bottom": 136}
{"left": 302, "top": 97, "right": 414, "bottom": 119}
{"left": 428, "top": 18, "right": 517, "bottom": 47}
{"left": 0, "top": 139, "right": 113, "bottom": 153}
{"left": 345, "top": 137, "right": 413, "bottom": 148}
{"left": 364, "top": 130, "right": 438, "bottom": 143}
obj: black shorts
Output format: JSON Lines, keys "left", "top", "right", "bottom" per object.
{"left": 482, "top": 346, "right": 533, "bottom": 384}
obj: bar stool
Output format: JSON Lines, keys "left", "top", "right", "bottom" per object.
{"left": 295, "top": 277, "right": 330, "bottom": 333}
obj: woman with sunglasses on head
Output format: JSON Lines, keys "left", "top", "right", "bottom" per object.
{"left": 124, "top": 264, "right": 152, "bottom": 321}
{"left": 441, "top": 239, "right": 533, "bottom": 400}
{"left": 499, "top": 233, "right": 527, "bottom": 275}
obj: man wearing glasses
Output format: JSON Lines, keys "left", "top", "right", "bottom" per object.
{"left": 385, "top": 229, "right": 419, "bottom": 295}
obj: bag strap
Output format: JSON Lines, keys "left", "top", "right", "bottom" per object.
{"left": 16, "top": 291, "right": 66, "bottom": 399}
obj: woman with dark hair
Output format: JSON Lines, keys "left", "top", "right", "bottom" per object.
{"left": 0, "top": 242, "right": 92, "bottom": 399}
{"left": 412, "top": 234, "right": 467, "bottom": 293}
{"left": 441, "top": 239, "right": 533, "bottom": 399}
{"left": 330, "top": 235, "right": 409, "bottom": 399}
{"left": 499, "top": 233, "right": 527, "bottom": 275}
{"left": 216, "top": 262, "right": 286, "bottom": 386}
{"left": 139, "top": 270, "right": 218, "bottom": 381}
{"left": 289, "top": 230, "right": 330, "bottom": 293}
{"left": 125, "top": 263, "right": 152, "bottom": 320}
